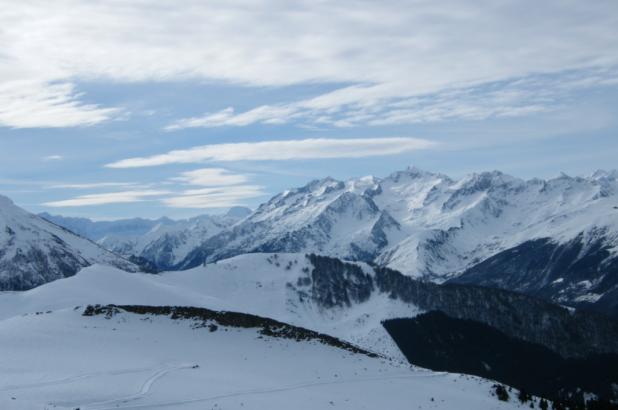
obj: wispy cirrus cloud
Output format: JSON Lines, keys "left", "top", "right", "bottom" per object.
{"left": 163, "top": 167, "right": 265, "bottom": 208}
{"left": 48, "top": 182, "right": 140, "bottom": 189}
{"left": 42, "top": 190, "right": 169, "bottom": 207}
{"left": 165, "top": 69, "right": 618, "bottom": 130}
{"left": 165, "top": 106, "right": 299, "bottom": 131}
{"left": 41, "top": 168, "right": 265, "bottom": 209}
{"left": 162, "top": 185, "right": 266, "bottom": 209}
{"left": 0, "top": 81, "right": 118, "bottom": 129}
{"left": 171, "top": 168, "right": 249, "bottom": 186}
{"left": 106, "top": 137, "right": 436, "bottom": 168}
{"left": 2, "top": 1, "right": 617, "bottom": 129}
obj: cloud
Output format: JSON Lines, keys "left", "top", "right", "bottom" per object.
{"left": 2, "top": 1, "right": 617, "bottom": 128}
{"left": 42, "top": 190, "right": 169, "bottom": 207}
{"left": 105, "top": 137, "right": 436, "bottom": 168}
{"left": 165, "top": 106, "right": 299, "bottom": 130}
{"left": 166, "top": 69, "right": 618, "bottom": 129}
{"left": 42, "top": 168, "right": 261, "bottom": 209}
{"left": 0, "top": 81, "right": 117, "bottom": 128}
{"left": 43, "top": 155, "right": 64, "bottom": 161}
{"left": 171, "top": 168, "right": 249, "bottom": 186}
{"left": 162, "top": 185, "right": 266, "bottom": 209}
{"left": 48, "top": 182, "right": 139, "bottom": 189}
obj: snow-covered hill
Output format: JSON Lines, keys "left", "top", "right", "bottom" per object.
{"left": 42, "top": 207, "right": 251, "bottom": 270}
{"left": 0, "top": 195, "right": 138, "bottom": 290}
{"left": 0, "top": 304, "right": 528, "bottom": 410}
{"left": 2, "top": 253, "right": 616, "bottom": 360}
{"left": 175, "top": 168, "right": 618, "bottom": 314}
{"left": 3, "top": 252, "right": 616, "bottom": 407}
{"left": 0, "top": 254, "right": 413, "bottom": 359}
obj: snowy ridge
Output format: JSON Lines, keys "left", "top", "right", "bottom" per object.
{"left": 0, "top": 195, "right": 137, "bottom": 290}
{"left": 174, "top": 167, "right": 618, "bottom": 311}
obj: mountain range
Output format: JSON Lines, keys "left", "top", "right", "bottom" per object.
{"left": 40, "top": 206, "right": 251, "bottom": 271}
{"left": 40, "top": 167, "right": 618, "bottom": 317}
{"left": 2, "top": 167, "right": 618, "bottom": 408}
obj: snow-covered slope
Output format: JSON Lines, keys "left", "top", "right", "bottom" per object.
{"left": 0, "top": 195, "right": 137, "bottom": 290}
{"left": 3, "top": 253, "right": 616, "bottom": 361}
{"left": 0, "top": 254, "right": 415, "bottom": 359}
{"left": 0, "top": 305, "right": 528, "bottom": 410}
{"left": 43, "top": 207, "right": 251, "bottom": 270}
{"left": 176, "top": 168, "right": 618, "bottom": 313}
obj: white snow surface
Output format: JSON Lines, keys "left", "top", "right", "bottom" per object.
{"left": 0, "top": 253, "right": 418, "bottom": 360}
{"left": 0, "top": 253, "right": 534, "bottom": 409}
{"left": 0, "top": 307, "right": 529, "bottom": 410}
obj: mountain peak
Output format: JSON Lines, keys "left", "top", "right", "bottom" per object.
{"left": 300, "top": 177, "right": 344, "bottom": 195}
{"left": 0, "top": 194, "right": 15, "bottom": 208}
{"left": 225, "top": 206, "right": 252, "bottom": 218}
{"left": 387, "top": 166, "right": 436, "bottom": 180}
{"left": 590, "top": 169, "right": 618, "bottom": 181}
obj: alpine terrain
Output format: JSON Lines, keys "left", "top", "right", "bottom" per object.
{"left": 170, "top": 168, "right": 618, "bottom": 317}
{"left": 0, "top": 195, "right": 137, "bottom": 290}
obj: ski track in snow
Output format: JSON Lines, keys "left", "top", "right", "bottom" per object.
{"left": 52, "top": 363, "right": 195, "bottom": 410}
{"left": 78, "top": 372, "right": 445, "bottom": 410}
{"left": 0, "top": 366, "right": 153, "bottom": 392}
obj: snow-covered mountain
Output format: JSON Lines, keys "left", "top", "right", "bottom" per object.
{"left": 42, "top": 207, "right": 251, "bottom": 271}
{"left": 1, "top": 252, "right": 616, "bottom": 406}
{"left": 0, "top": 195, "right": 138, "bottom": 290}
{"left": 39, "top": 167, "right": 618, "bottom": 315}
{"left": 175, "top": 168, "right": 618, "bottom": 315}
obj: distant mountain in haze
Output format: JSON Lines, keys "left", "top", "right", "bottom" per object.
{"left": 40, "top": 206, "right": 252, "bottom": 271}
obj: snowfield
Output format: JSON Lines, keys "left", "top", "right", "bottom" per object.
{"left": 0, "top": 306, "right": 529, "bottom": 410}
{"left": 0, "top": 254, "right": 419, "bottom": 359}
{"left": 0, "top": 254, "right": 536, "bottom": 409}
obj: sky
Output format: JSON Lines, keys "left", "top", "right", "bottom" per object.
{"left": 1, "top": 0, "right": 617, "bottom": 220}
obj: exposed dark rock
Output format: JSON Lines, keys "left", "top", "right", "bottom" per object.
{"left": 82, "top": 304, "right": 378, "bottom": 358}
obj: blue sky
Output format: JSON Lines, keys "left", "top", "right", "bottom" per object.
{"left": 1, "top": 1, "right": 617, "bottom": 219}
